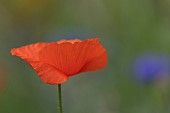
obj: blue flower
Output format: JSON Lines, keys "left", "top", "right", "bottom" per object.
{"left": 132, "top": 53, "right": 169, "bottom": 83}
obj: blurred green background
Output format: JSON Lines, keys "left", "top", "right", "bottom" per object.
{"left": 0, "top": 0, "right": 170, "bottom": 113}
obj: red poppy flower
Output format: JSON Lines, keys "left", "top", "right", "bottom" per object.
{"left": 11, "top": 38, "right": 108, "bottom": 85}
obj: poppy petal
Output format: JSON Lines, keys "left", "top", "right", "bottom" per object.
{"left": 79, "top": 38, "right": 108, "bottom": 72}
{"left": 11, "top": 42, "right": 47, "bottom": 61}
{"left": 11, "top": 42, "right": 68, "bottom": 84}
{"left": 39, "top": 42, "right": 82, "bottom": 76}
{"left": 80, "top": 51, "right": 108, "bottom": 72}
{"left": 30, "top": 61, "right": 68, "bottom": 84}
{"left": 57, "top": 39, "right": 81, "bottom": 44}
{"left": 39, "top": 38, "right": 107, "bottom": 76}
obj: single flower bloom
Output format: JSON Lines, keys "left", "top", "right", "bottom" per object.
{"left": 11, "top": 38, "right": 108, "bottom": 85}
{"left": 132, "top": 53, "right": 169, "bottom": 83}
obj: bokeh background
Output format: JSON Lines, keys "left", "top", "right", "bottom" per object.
{"left": 0, "top": 0, "right": 170, "bottom": 113}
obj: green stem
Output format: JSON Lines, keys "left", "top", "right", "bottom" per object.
{"left": 58, "top": 84, "right": 63, "bottom": 113}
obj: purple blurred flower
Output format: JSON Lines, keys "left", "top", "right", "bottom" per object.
{"left": 132, "top": 53, "right": 169, "bottom": 83}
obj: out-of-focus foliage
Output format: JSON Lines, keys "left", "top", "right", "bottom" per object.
{"left": 0, "top": 0, "right": 170, "bottom": 113}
